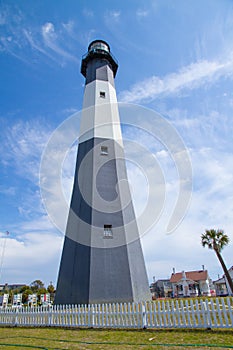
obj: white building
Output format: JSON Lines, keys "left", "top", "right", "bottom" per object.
{"left": 0, "top": 294, "right": 9, "bottom": 308}
{"left": 214, "top": 266, "right": 233, "bottom": 296}
{"left": 170, "top": 270, "right": 213, "bottom": 297}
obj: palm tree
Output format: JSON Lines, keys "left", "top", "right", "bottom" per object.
{"left": 201, "top": 229, "right": 233, "bottom": 295}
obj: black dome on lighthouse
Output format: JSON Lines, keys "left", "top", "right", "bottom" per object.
{"left": 81, "top": 39, "right": 118, "bottom": 78}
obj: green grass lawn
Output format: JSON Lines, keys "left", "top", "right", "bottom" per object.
{"left": 0, "top": 327, "right": 232, "bottom": 349}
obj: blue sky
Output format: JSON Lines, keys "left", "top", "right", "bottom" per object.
{"left": 1, "top": 0, "right": 233, "bottom": 287}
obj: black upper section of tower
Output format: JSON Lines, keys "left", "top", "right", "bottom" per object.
{"left": 81, "top": 40, "right": 118, "bottom": 78}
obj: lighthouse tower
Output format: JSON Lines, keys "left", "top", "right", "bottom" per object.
{"left": 55, "top": 40, "right": 150, "bottom": 305}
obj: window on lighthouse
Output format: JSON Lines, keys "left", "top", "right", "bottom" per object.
{"left": 101, "top": 146, "right": 108, "bottom": 155}
{"left": 104, "top": 225, "right": 113, "bottom": 238}
{"left": 100, "top": 91, "right": 106, "bottom": 98}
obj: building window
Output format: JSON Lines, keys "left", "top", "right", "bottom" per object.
{"left": 101, "top": 146, "right": 108, "bottom": 155}
{"left": 104, "top": 225, "right": 113, "bottom": 238}
{"left": 100, "top": 91, "right": 106, "bottom": 98}
{"left": 177, "top": 285, "right": 183, "bottom": 291}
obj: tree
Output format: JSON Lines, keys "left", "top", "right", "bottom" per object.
{"left": 36, "top": 288, "right": 47, "bottom": 299}
{"left": 19, "top": 285, "right": 31, "bottom": 304}
{"left": 22, "top": 289, "right": 32, "bottom": 304}
{"left": 47, "top": 282, "right": 55, "bottom": 304}
{"left": 47, "top": 282, "right": 55, "bottom": 294}
{"left": 30, "top": 280, "right": 45, "bottom": 293}
{"left": 201, "top": 229, "right": 233, "bottom": 295}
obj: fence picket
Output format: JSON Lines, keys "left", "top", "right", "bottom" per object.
{"left": 226, "top": 297, "right": 233, "bottom": 326}
{"left": 175, "top": 299, "right": 181, "bottom": 327}
{"left": 200, "top": 299, "right": 207, "bottom": 328}
{"left": 148, "top": 301, "right": 153, "bottom": 327}
{"left": 142, "top": 302, "right": 147, "bottom": 328}
{"left": 180, "top": 300, "right": 186, "bottom": 326}
{"left": 221, "top": 298, "right": 228, "bottom": 327}
{"left": 189, "top": 299, "right": 195, "bottom": 327}
{"left": 170, "top": 300, "right": 176, "bottom": 327}
{"left": 157, "top": 301, "right": 162, "bottom": 326}
{"left": 210, "top": 299, "right": 217, "bottom": 327}
{"left": 185, "top": 299, "right": 191, "bottom": 327}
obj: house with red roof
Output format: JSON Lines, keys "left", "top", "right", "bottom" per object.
{"left": 170, "top": 270, "right": 213, "bottom": 297}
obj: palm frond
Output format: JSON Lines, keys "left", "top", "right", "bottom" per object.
{"left": 201, "top": 228, "right": 229, "bottom": 252}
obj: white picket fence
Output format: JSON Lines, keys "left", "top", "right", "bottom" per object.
{"left": 0, "top": 297, "right": 232, "bottom": 329}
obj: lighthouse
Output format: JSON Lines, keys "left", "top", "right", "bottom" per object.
{"left": 55, "top": 40, "right": 150, "bottom": 305}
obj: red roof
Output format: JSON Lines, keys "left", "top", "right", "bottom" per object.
{"left": 170, "top": 270, "right": 208, "bottom": 283}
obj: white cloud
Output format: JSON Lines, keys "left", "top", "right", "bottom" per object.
{"left": 0, "top": 186, "right": 16, "bottom": 196}
{"left": 119, "top": 105, "right": 233, "bottom": 283}
{"left": 136, "top": 9, "right": 149, "bottom": 18}
{"left": 0, "top": 119, "right": 77, "bottom": 285}
{"left": 62, "top": 107, "right": 79, "bottom": 115}
{"left": 1, "top": 231, "right": 63, "bottom": 285}
{"left": 41, "top": 22, "right": 79, "bottom": 63}
{"left": 110, "top": 11, "right": 121, "bottom": 19}
{"left": 140, "top": 142, "right": 233, "bottom": 283}
{"left": 82, "top": 9, "right": 94, "bottom": 18}
{"left": 168, "top": 108, "right": 233, "bottom": 154}
{"left": 23, "top": 29, "right": 56, "bottom": 63}
{"left": 2, "top": 118, "right": 78, "bottom": 236}
{"left": 62, "top": 20, "right": 77, "bottom": 40}
{"left": 1, "top": 121, "right": 50, "bottom": 181}
{"left": 0, "top": 4, "right": 80, "bottom": 66}
{"left": 104, "top": 10, "right": 121, "bottom": 23}
{"left": 143, "top": 193, "right": 233, "bottom": 283}
{"left": 42, "top": 22, "right": 54, "bottom": 35}
{"left": 119, "top": 56, "right": 233, "bottom": 103}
